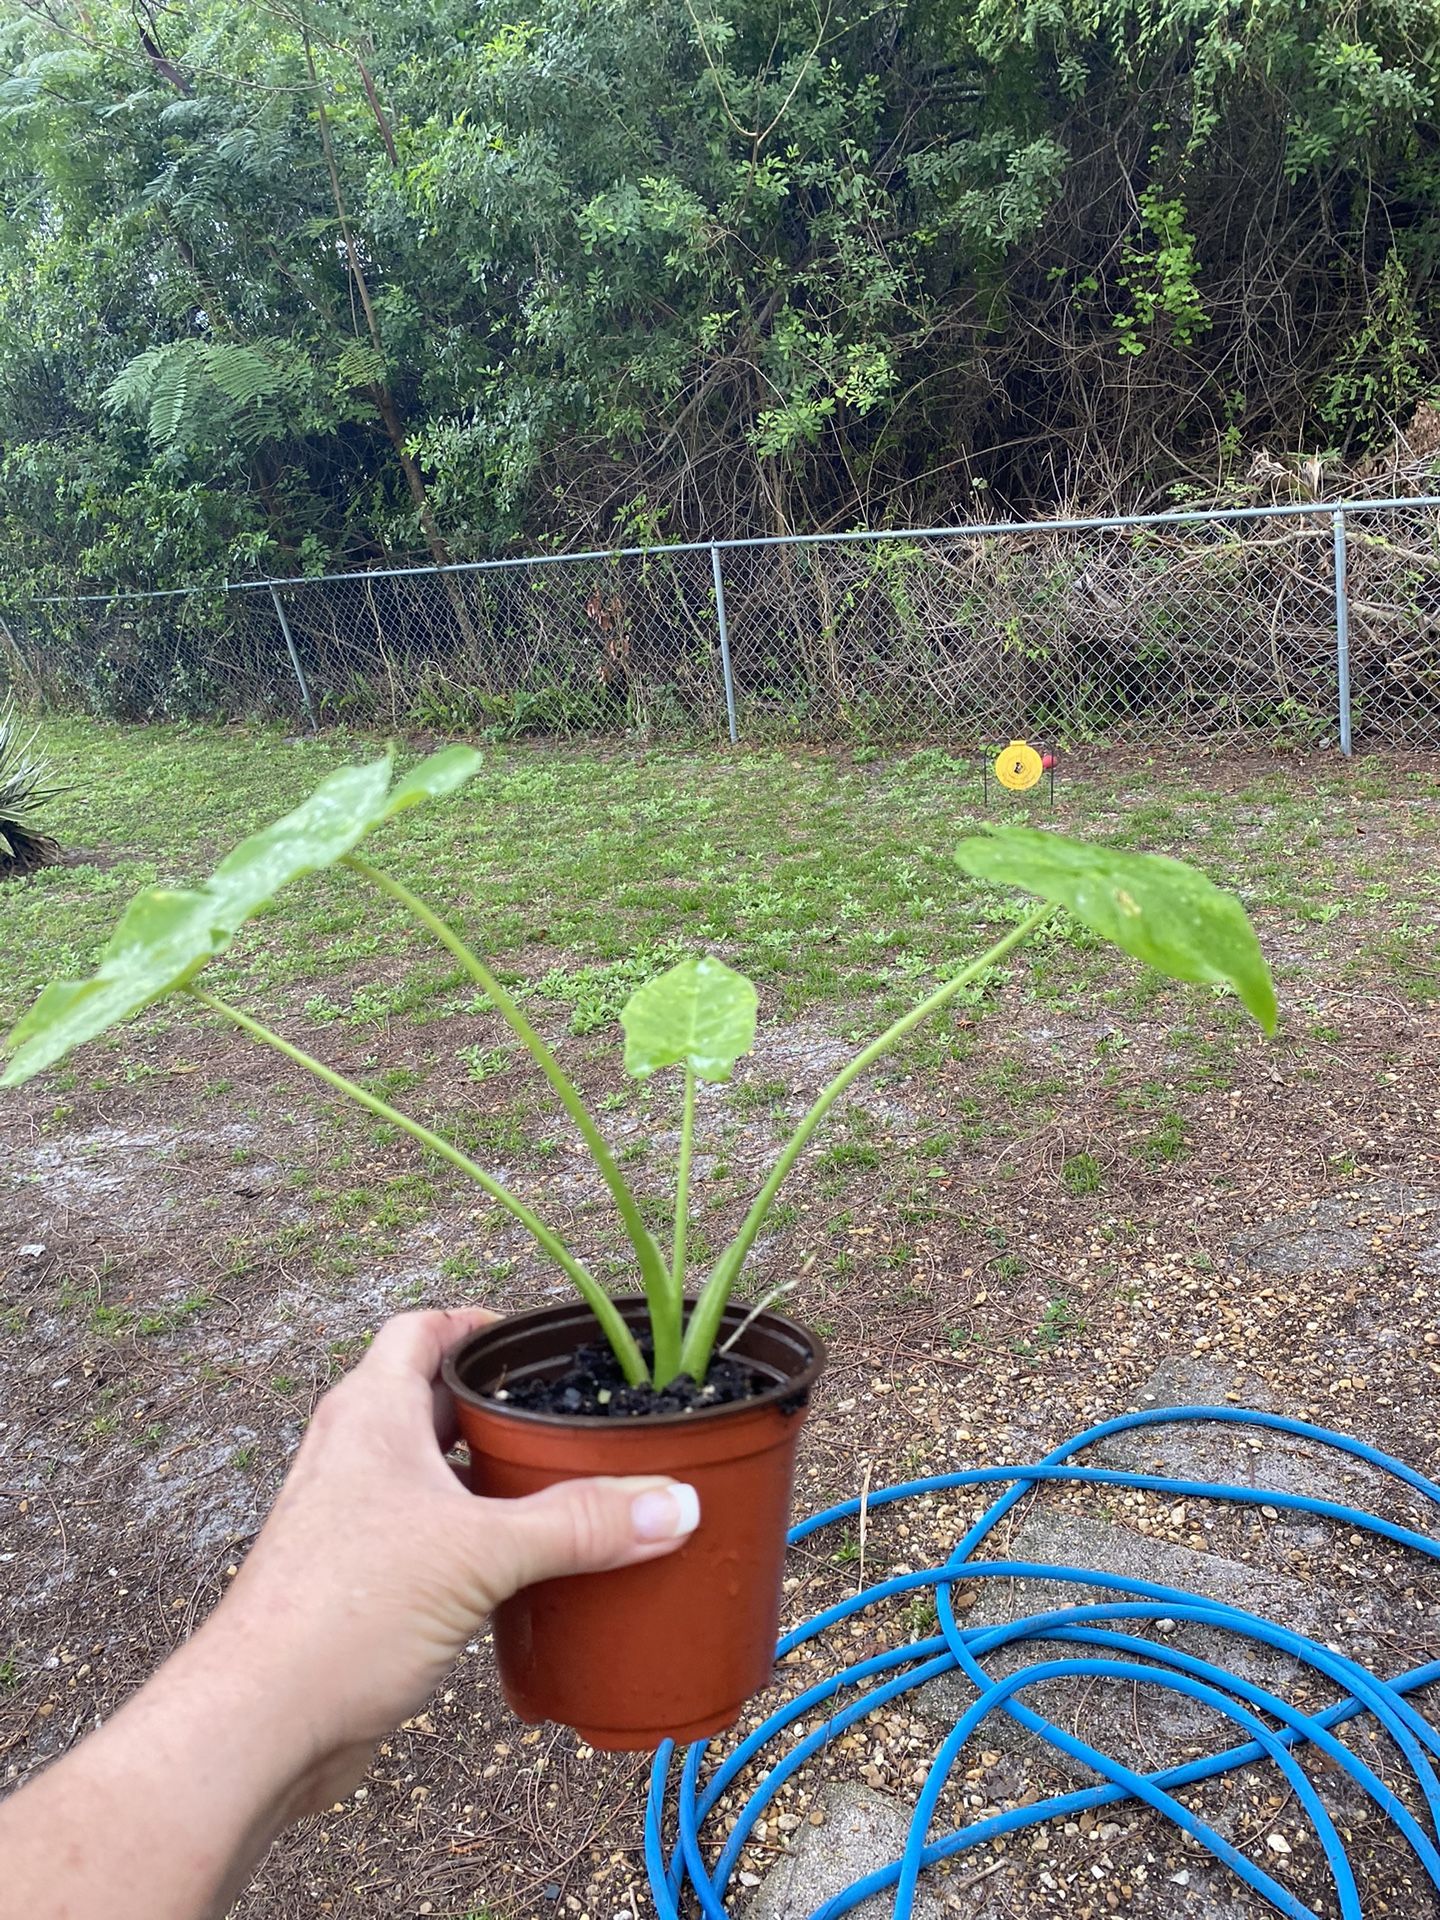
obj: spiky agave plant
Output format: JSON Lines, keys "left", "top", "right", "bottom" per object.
{"left": 0, "top": 704, "right": 63, "bottom": 879}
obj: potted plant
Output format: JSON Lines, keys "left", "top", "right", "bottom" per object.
{"left": 2, "top": 746, "right": 1277, "bottom": 1748}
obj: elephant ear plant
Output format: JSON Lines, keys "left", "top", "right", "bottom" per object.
{"left": 1, "top": 745, "right": 1278, "bottom": 1748}
{"left": 1, "top": 745, "right": 1277, "bottom": 1392}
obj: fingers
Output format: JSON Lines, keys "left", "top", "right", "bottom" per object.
{"left": 362, "top": 1308, "right": 500, "bottom": 1384}
{"left": 479, "top": 1476, "right": 701, "bottom": 1600}
{"left": 324, "top": 1308, "right": 501, "bottom": 1450}
{"left": 431, "top": 1379, "right": 461, "bottom": 1451}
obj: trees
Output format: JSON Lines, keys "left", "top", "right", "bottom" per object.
{"left": 1, "top": 0, "right": 1437, "bottom": 598}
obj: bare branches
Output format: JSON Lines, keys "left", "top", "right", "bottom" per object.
{"left": 681, "top": 0, "right": 830, "bottom": 149}
{"left": 129, "top": 0, "right": 188, "bottom": 94}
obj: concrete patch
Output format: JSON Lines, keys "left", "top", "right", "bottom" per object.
{"left": 745, "top": 1782, "right": 947, "bottom": 1920}
{"left": 909, "top": 1507, "right": 1318, "bottom": 1768}
{"left": 1229, "top": 1199, "right": 1373, "bottom": 1277}
{"left": 1094, "top": 1356, "right": 1400, "bottom": 1513}
{"left": 1227, "top": 1179, "right": 1437, "bottom": 1279}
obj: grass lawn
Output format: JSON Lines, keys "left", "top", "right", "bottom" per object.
{"left": 2, "top": 719, "right": 1439, "bottom": 1918}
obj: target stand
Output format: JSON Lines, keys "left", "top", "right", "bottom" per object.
{"left": 983, "top": 737, "right": 1056, "bottom": 810}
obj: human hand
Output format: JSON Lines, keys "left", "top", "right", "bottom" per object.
{"left": 200, "top": 1308, "right": 698, "bottom": 1811}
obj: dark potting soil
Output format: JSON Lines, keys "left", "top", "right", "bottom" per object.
{"left": 489, "top": 1341, "right": 771, "bottom": 1418}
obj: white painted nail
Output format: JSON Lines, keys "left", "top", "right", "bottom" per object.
{"left": 631, "top": 1483, "right": 701, "bottom": 1542}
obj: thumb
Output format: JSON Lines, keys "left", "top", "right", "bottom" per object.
{"left": 481, "top": 1475, "right": 701, "bottom": 1599}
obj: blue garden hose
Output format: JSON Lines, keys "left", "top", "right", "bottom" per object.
{"left": 645, "top": 1406, "right": 1440, "bottom": 1919}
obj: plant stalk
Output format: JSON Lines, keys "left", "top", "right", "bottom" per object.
{"left": 678, "top": 904, "right": 1055, "bottom": 1379}
{"left": 343, "top": 854, "right": 679, "bottom": 1383}
{"left": 187, "top": 986, "right": 649, "bottom": 1386}
{"left": 670, "top": 1064, "right": 696, "bottom": 1300}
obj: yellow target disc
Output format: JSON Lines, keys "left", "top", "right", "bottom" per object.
{"left": 995, "top": 739, "right": 1043, "bottom": 792}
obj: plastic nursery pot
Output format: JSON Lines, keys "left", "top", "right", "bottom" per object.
{"left": 443, "top": 1297, "right": 826, "bottom": 1751}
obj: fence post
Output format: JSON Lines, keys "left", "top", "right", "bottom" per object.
{"left": 267, "top": 583, "right": 318, "bottom": 732}
{"left": 0, "top": 609, "right": 41, "bottom": 706}
{"left": 710, "top": 544, "right": 739, "bottom": 746}
{"left": 1332, "top": 510, "right": 1352, "bottom": 758}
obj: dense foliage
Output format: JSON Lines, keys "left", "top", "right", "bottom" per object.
{"left": 2, "top": 0, "right": 1438, "bottom": 595}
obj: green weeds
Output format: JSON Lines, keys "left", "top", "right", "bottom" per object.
{"left": 1061, "top": 1152, "right": 1102, "bottom": 1195}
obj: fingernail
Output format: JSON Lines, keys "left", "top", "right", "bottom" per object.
{"left": 631, "top": 1484, "right": 701, "bottom": 1542}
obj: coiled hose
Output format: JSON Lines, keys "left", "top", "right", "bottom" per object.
{"left": 645, "top": 1406, "right": 1440, "bottom": 1920}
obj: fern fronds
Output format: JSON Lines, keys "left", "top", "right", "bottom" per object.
{"left": 104, "top": 339, "right": 310, "bottom": 451}
{"left": 334, "top": 341, "right": 387, "bottom": 392}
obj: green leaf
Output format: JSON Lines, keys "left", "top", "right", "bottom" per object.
{"left": 620, "top": 955, "right": 758, "bottom": 1082}
{"left": 201, "top": 746, "right": 483, "bottom": 932}
{"left": 381, "top": 745, "right": 485, "bottom": 821}
{"left": 2, "top": 747, "right": 486, "bottom": 1085}
{"left": 206, "top": 756, "right": 395, "bottom": 930}
{"left": 954, "top": 828, "right": 1277, "bottom": 1034}
{"left": 1, "top": 889, "right": 229, "bottom": 1085}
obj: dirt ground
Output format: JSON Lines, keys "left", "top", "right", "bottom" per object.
{"left": 2, "top": 736, "right": 1439, "bottom": 1919}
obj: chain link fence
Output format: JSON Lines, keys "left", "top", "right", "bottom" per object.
{"left": 1339, "top": 505, "right": 1440, "bottom": 743}
{"left": 5, "top": 499, "right": 1440, "bottom": 752}
{"left": 721, "top": 517, "right": 1345, "bottom": 742}
{"left": 1, "top": 587, "right": 285, "bottom": 724}
{"left": 267, "top": 545, "right": 726, "bottom": 737}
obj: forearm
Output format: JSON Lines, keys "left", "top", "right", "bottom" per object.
{"left": 0, "top": 1611, "right": 323, "bottom": 1920}
{"left": 0, "top": 1309, "right": 696, "bottom": 1920}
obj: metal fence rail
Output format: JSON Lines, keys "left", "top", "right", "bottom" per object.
{"left": 5, "top": 497, "right": 1440, "bottom": 752}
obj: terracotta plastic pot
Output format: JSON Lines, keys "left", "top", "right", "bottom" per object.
{"left": 443, "top": 1298, "right": 825, "bottom": 1751}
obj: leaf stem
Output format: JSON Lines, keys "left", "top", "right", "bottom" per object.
{"left": 187, "top": 986, "right": 649, "bottom": 1387}
{"left": 668, "top": 1066, "right": 696, "bottom": 1344}
{"left": 678, "top": 904, "right": 1055, "bottom": 1379}
{"left": 342, "top": 853, "right": 678, "bottom": 1382}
